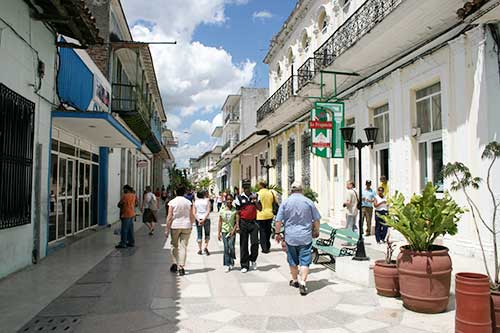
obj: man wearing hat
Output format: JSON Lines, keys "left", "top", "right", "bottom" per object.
{"left": 234, "top": 179, "right": 259, "bottom": 273}
{"left": 361, "top": 180, "right": 376, "bottom": 236}
{"left": 275, "top": 181, "right": 321, "bottom": 296}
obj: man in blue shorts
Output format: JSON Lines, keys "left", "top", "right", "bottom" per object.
{"left": 275, "top": 181, "right": 321, "bottom": 295}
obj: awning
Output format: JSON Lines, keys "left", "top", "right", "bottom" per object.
{"left": 52, "top": 111, "right": 141, "bottom": 149}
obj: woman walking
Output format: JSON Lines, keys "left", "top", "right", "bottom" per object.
{"left": 216, "top": 192, "right": 223, "bottom": 212}
{"left": 374, "top": 186, "right": 389, "bottom": 244}
{"left": 217, "top": 194, "right": 239, "bottom": 272}
{"left": 194, "top": 190, "right": 212, "bottom": 255}
{"left": 142, "top": 186, "right": 158, "bottom": 235}
{"left": 166, "top": 187, "right": 195, "bottom": 276}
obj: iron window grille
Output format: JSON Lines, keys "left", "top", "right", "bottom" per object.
{"left": 276, "top": 144, "right": 282, "bottom": 188}
{"left": 301, "top": 132, "right": 311, "bottom": 188}
{"left": 288, "top": 137, "right": 295, "bottom": 186}
{"left": 0, "top": 84, "right": 35, "bottom": 230}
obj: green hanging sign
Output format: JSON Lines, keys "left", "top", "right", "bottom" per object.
{"left": 309, "top": 102, "right": 344, "bottom": 159}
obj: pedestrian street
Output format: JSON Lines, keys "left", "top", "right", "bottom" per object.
{"left": 2, "top": 209, "right": 456, "bottom": 333}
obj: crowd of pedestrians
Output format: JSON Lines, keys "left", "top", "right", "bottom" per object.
{"left": 115, "top": 175, "right": 391, "bottom": 296}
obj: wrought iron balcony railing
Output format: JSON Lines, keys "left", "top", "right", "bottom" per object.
{"left": 314, "top": 0, "right": 403, "bottom": 72}
{"left": 111, "top": 83, "right": 151, "bottom": 119}
{"left": 297, "top": 57, "right": 317, "bottom": 91}
{"left": 224, "top": 113, "right": 240, "bottom": 124}
{"left": 257, "top": 75, "right": 296, "bottom": 123}
{"left": 221, "top": 141, "right": 231, "bottom": 152}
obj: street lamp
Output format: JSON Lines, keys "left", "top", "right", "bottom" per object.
{"left": 340, "top": 125, "right": 379, "bottom": 261}
{"left": 259, "top": 156, "right": 277, "bottom": 185}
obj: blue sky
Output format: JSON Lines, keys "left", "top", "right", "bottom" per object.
{"left": 123, "top": 0, "right": 296, "bottom": 167}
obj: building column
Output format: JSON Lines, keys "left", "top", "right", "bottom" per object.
{"left": 98, "top": 147, "right": 109, "bottom": 226}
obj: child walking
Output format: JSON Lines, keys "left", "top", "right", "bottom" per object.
{"left": 217, "top": 194, "right": 239, "bottom": 272}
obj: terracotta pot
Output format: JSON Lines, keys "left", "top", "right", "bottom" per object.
{"left": 492, "top": 291, "right": 500, "bottom": 333}
{"left": 374, "top": 260, "right": 399, "bottom": 297}
{"left": 455, "top": 272, "right": 492, "bottom": 333}
{"left": 397, "top": 245, "right": 452, "bottom": 313}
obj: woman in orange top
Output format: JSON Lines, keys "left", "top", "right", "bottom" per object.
{"left": 116, "top": 185, "right": 137, "bottom": 248}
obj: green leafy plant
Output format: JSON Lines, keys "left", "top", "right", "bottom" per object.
{"left": 442, "top": 141, "right": 500, "bottom": 291}
{"left": 380, "top": 182, "right": 464, "bottom": 252}
{"left": 196, "top": 177, "right": 214, "bottom": 191}
{"left": 304, "top": 187, "right": 319, "bottom": 203}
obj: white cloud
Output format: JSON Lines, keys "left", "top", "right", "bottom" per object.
{"left": 191, "top": 119, "right": 213, "bottom": 136}
{"left": 130, "top": 25, "right": 255, "bottom": 116}
{"left": 172, "top": 141, "right": 214, "bottom": 167}
{"left": 122, "top": 0, "right": 255, "bottom": 167}
{"left": 252, "top": 10, "right": 273, "bottom": 21}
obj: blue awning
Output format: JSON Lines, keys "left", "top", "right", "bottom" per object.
{"left": 52, "top": 111, "right": 141, "bottom": 149}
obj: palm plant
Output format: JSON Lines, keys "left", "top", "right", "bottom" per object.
{"left": 442, "top": 141, "right": 500, "bottom": 290}
{"left": 380, "top": 182, "right": 464, "bottom": 252}
{"left": 196, "top": 177, "right": 214, "bottom": 191}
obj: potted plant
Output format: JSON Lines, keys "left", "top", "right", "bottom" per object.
{"left": 380, "top": 183, "right": 464, "bottom": 313}
{"left": 443, "top": 141, "right": 500, "bottom": 332}
{"left": 373, "top": 238, "right": 399, "bottom": 297}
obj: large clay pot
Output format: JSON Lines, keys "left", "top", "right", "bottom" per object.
{"left": 492, "top": 291, "right": 500, "bottom": 333}
{"left": 397, "top": 245, "right": 452, "bottom": 313}
{"left": 374, "top": 260, "right": 399, "bottom": 297}
{"left": 455, "top": 272, "right": 492, "bottom": 333}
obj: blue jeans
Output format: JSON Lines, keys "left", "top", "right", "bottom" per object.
{"left": 286, "top": 242, "right": 313, "bottom": 267}
{"left": 196, "top": 219, "right": 211, "bottom": 241}
{"left": 119, "top": 217, "right": 134, "bottom": 246}
{"left": 346, "top": 214, "right": 358, "bottom": 232}
{"left": 375, "top": 210, "right": 388, "bottom": 242}
{"left": 222, "top": 232, "right": 236, "bottom": 266}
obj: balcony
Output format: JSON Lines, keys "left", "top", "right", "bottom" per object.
{"left": 112, "top": 83, "right": 162, "bottom": 153}
{"left": 221, "top": 141, "right": 231, "bottom": 153}
{"left": 224, "top": 112, "right": 240, "bottom": 124}
{"left": 313, "top": 0, "right": 403, "bottom": 72}
{"left": 256, "top": 75, "right": 296, "bottom": 123}
{"left": 257, "top": 0, "right": 406, "bottom": 126}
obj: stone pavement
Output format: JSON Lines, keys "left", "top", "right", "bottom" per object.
{"left": 5, "top": 210, "right": 455, "bottom": 333}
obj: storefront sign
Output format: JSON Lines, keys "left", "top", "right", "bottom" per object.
{"left": 310, "top": 102, "right": 345, "bottom": 159}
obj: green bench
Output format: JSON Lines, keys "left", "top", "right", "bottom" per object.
{"left": 312, "top": 223, "right": 359, "bottom": 264}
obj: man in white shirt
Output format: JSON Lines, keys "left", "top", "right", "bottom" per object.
{"left": 343, "top": 180, "right": 359, "bottom": 232}
{"left": 142, "top": 186, "right": 158, "bottom": 235}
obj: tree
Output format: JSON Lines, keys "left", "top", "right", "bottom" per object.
{"left": 196, "top": 177, "right": 214, "bottom": 191}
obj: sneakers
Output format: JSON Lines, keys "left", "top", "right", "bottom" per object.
{"left": 197, "top": 250, "right": 202, "bottom": 255}
{"left": 115, "top": 244, "right": 127, "bottom": 249}
{"left": 170, "top": 264, "right": 178, "bottom": 273}
{"left": 299, "top": 283, "right": 308, "bottom": 296}
{"left": 289, "top": 280, "right": 299, "bottom": 288}
{"left": 241, "top": 267, "right": 248, "bottom": 273}
{"left": 204, "top": 248, "right": 210, "bottom": 256}
{"left": 250, "top": 261, "right": 257, "bottom": 271}
{"left": 223, "top": 266, "right": 230, "bottom": 273}
{"left": 178, "top": 267, "right": 185, "bottom": 276}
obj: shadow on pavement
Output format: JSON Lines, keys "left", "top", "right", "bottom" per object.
{"left": 257, "top": 264, "right": 280, "bottom": 271}
{"left": 307, "top": 278, "right": 336, "bottom": 294}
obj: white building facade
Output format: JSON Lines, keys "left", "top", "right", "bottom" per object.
{"left": 258, "top": 0, "right": 500, "bottom": 260}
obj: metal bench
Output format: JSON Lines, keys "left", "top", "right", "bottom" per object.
{"left": 312, "top": 223, "right": 358, "bottom": 264}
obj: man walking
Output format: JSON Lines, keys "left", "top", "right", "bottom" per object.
{"left": 361, "top": 180, "right": 376, "bottom": 236}
{"left": 344, "top": 180, "right": 359, "bottom": 232}
{"left": 234, "top": 180, "right": 259, "bottom": 273}
{"left": 116, "top": 185, "right": 137, "bottom": 248}
{"left": 275, "top": 182, "right": 321, "bottom": 296}
{"left": 256, "top": 181, "right": 277, "bottom": 253}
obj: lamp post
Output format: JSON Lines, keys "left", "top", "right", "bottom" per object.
{"left": 340, "top": 125, "right": 379, "bottom": 261}
{"left": 259, "top": 157, "right": 277, "bottom": 185}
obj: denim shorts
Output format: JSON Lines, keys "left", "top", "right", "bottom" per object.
{"left": 196, "top": 219, "right": 211, "bottom": 241}
{"left": 286, "top": 242, "right": 313, "bottom": 267}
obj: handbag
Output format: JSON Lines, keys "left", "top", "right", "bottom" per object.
{"left": 272, "top": 191, "right": 280, "bottom": 215}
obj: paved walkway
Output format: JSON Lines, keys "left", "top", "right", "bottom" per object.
{"left": 3, "top": 209, "right": 456, "bottom": 333}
